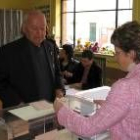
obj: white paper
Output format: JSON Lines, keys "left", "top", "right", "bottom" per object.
{"left": 66, "top": 86, "right": 111, "bottom": 115}
{"left": 9, "top": 101, "right": 54, "bottom": 121}
{"left": 67, "top": 86, "right": 111, "bottom": 102}
{"left": 66, "top": 88, "right": 80, "bottom": 95}
{"left": 29, "top": 100, "right": 53, "bottom": 110}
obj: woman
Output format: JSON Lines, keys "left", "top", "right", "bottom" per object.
{"left": 54, "top": 21, "right": 140, "bottom": 140}
{"left": 59, "top": 44, "right": 79, "bottom": 84}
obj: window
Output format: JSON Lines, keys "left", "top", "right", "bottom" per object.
{"left": 61, "top": 0, "right": 132, "bottom": 51}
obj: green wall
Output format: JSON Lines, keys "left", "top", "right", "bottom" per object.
{"left": 0, "top": 0, "right": 30, "bottom": 9}
{"left": 0, "top": 0, "right": 61, "bottom": 41}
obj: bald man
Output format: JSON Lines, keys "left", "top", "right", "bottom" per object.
{"left": 0, "top": 10, "right": 65, "bottom": 108}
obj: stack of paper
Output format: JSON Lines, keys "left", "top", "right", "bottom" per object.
{"left": 67, "top": 86, "right": 111, "bottom": 102}
{"left": 29, "top": 100, "right": 53, "bottom": 110}
{"left": 66, "top": 86, "right": 111, "bottom": 115}
{"left": 9, "top": 100, "right": 54, "bottom": 121}
{"left": 65, "top": 85, "right": 80, "bottom": 95}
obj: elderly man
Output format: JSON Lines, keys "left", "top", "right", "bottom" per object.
{"left": 0, "top": 10, "right": 65, "bottom": 108}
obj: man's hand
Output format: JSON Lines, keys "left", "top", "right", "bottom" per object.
{"left": 63, "top": 71, "right": 73, "bottom": 78}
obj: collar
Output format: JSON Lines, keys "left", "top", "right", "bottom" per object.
{"left": 126, "top": 63, "right": 140, "bottom": 78}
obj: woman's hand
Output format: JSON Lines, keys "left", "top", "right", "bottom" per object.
{"left": 54, "top": 98, "right": 65, "bottom": 113}
{"left": 94, "top": 100, "right": 105, "bottom": 107}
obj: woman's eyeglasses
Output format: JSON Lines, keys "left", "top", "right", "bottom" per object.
{"left": 113, "top": 51, "right": 123, "bottom": 56}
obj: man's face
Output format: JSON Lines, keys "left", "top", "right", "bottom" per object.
{"left": 81, "top": 58, "right": 93, "bottom": 68}
{"left": 59, "top": 49, "right": 67, "bottom": 60}
{"left": 23, "top": 14, "right": 46, "bottom": 46}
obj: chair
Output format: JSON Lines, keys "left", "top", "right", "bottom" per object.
{"left": 94, "top": 56, "right": 106, "bottom": 85}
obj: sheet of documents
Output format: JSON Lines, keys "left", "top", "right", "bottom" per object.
{"left": 65, "top": 85, "right": 80, "bottom": 95}
{"left": 29, "top": 100, "right": 53, "bottom": 110}
{"left": 67, "top": 86, "right": 111, "bottom": 102}
{"left": 66, "top": 88, "right": 80, "bottom": 95}
{"left": 9, "top": 101, "right": 54, "bottom": 121}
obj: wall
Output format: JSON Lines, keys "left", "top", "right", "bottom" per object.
{"left": 133, "top": 0, "right": 140, "bottom": 21}
{"left": 55, "top": 0, "right": 61, "bottom": 45}
{"left": 0, "top": 0, "right": 50, "bottom": 9}
{"left": 0, "top": 0, "right": 60, "bottom": 37}
{"left": 28, "top": 0, "right": 49, "bottom": 8}
{"left": 0, "top": 0, "right": 30, "bottom": 9}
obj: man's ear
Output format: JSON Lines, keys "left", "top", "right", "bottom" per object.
{"left": 20, "top": 24, "right": 26, "bottom": 35}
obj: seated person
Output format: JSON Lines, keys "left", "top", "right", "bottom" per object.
{"left": 71, "top": 50, "right": 102, "bottom": 90}
{"left": 59, "top": 44, "right": 79, "bottom": 84}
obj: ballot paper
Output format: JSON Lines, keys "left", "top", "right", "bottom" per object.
{"left": 9, "top": 101, "right": 54, "bottom": 121}
{"left": 29, "top": 100, "right": 53, "bottom": 110}
{"left": 67, "top": 86, "right": 111, "bottom": 102}
{"left": 66, "top": 86, "right": 111, "bottom": 115}
{"left": 66, "top": 88, "right": 80, "bottom": 95}
{"left": 65, "top": 85, "right": 80, "bottom": 95}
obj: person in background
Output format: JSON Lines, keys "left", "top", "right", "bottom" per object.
{"left": 54, "top": 21, "right": 140, "bottom": 140}
{"left": 71, "top": 50, "right": 102, "bottom": 89}
{"left": 59, "top": 44, "right": 79, "bottom": 84}
{"left": 91, "top": 42, "right": 99, "bottom": 52}
{"left": 0, "top": 10, "right": 65, "bottom": 108}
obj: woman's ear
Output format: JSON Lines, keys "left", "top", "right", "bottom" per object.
{"left": 129, "top": 50, "right": 136, "bottom": 60}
